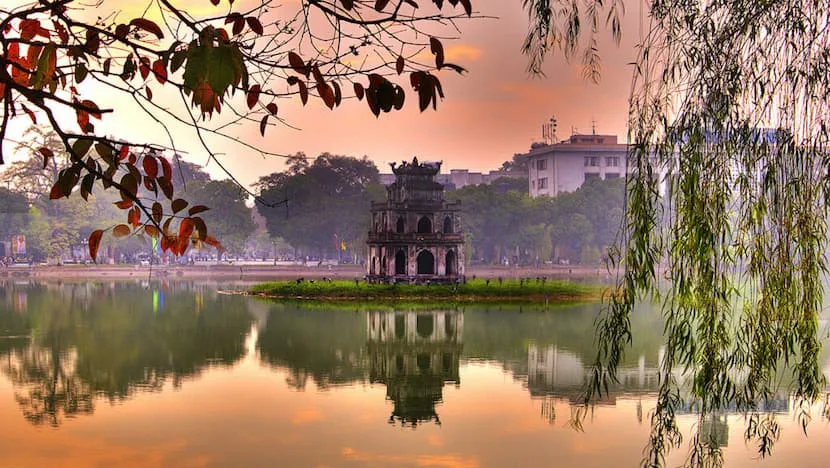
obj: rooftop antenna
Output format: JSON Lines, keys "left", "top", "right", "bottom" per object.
{"left": 542, "top": 116, "right": 558, "bottom": 144}
{"left": 591, "top": 118, "right": 597, "bottom": 135}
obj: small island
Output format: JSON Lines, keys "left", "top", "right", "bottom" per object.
{"left": 248, "top": 278, "right": 603, "bottom": 305}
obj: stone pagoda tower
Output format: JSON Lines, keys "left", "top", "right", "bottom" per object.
{"left": 366, "top": 157, "right": 465, "bottom": 284}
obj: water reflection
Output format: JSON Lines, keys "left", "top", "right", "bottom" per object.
{"left": 0, "top": 280, "right": 253, "bottom": 426}
{"left": 367, "top": 310, "right": 463, "bottom": 426}
{"left": 1, "top": 280, "right": 829, "bottom": 467}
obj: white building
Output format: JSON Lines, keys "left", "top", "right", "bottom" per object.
{"left": 525, "top": 134, "right": 630, "bottom": 197}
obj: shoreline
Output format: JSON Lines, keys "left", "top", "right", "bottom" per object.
{"left": 0, "top": 264, "right": 616, "bottom": 281}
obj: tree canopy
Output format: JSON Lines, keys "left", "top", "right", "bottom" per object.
{"left": 256, "top": 152, "right": 382, "bottom": 257}
{"left": 0, "top": 0, "right": 475, "bottom": 260}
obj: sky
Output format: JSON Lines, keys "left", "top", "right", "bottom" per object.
{"left": 4, "top": 0, "right": 645, "bottom": 187}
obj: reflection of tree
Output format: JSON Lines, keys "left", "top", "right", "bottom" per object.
{"left": 5, "top": 346, "right": 93, "bottom": 427}
{"left": 256, "top": 304, "right": 369, "bottom": 389}
{"left": 0, "top": 281, "right": 254, "bottom": 426}
{"left": 367, "top": 310, "right": 463, "bottom": 427}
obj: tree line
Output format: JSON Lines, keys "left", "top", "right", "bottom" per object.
{"left": 0, "top": 129, "right": 255, "bottom": 263}
{"left": 255, "top": 152, "right": 624, "bottom": 265}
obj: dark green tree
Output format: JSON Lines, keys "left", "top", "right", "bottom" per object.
{"left": 257, "top": 153, "right": 381, "bottom": 256}
{"left": 185, "top": 179, "right": 256, "bottom": 255}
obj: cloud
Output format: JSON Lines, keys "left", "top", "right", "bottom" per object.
{"left": 444, "top": 44, "right": 484, "bottom": 62}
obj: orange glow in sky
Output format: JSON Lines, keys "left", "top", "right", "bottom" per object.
{"left": 3, "top": 1, "right": 644, "bottom": 186}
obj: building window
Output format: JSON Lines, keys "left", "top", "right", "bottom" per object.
{"left": 606, "top": 156, "right": 619, "bottom": 167}
{"left": 605, "top": 173, "right": 620, "bottom": 179}
{"left": 584, "top": 173, "right": 600, "bottom": 182}
{"left": 538, "top": 178, "right": 548, "bottom": 189}
{"left": 536, "top": 159, "right": 547, "bottom": 171}
{"left": 531, "top": 180, "right": 536, "bottom": 188}
{"left": 584, "top": 156, "right": 599, "bottom": 167}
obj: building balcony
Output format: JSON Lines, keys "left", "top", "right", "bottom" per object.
{"left": 367, "top": 232, "right": 464, "bottom": 243}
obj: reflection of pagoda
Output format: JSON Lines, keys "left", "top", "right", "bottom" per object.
{"left": 366, "top": 310, "right": 463, "bottom": 426}
{"left": 366, "top": 158, "right": 465, "bottom": 284}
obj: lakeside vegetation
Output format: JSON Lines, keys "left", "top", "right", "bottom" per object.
{"left": 248, "top": 278, "right": 603, "bottom": 304}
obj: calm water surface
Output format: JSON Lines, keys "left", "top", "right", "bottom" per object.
{"left": 0, "top": 280, "right": 828, "bottom": 467}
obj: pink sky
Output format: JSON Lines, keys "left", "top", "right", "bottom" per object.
{"left": 4, "top": 1, "right": 644, "bottom": 187}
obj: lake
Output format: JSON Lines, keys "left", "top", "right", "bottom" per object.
{"left": 0, "top": 280, "right": 828, "bottom": 467}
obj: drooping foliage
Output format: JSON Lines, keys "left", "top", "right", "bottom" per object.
{"left": 524, "top": 0, "right": 830, "bottom": 465}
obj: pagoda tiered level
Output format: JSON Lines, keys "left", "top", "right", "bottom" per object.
{"left": 366, "top": 158, "right": 465, "bottom": 284}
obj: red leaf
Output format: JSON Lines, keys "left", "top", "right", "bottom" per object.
{"left": 143, "top": 156, "right": 159, "bottom": 179}
{"left": 430, "top": 37, "right": 444, "bottom": 68}
{"left": 171, "top": 198, "right": 188, "bottom": 214}
{"left": 188, "top": 205, "right": 210, "bottom": 216}
{"left": 89, "top": 230, "right": 104, "bottom": 262}
{"left": 459, "top": 0, "right": 472, "bottom": 16}
{"left": 260, "top": 115, "right": 268, "bottom": 136}
{"left": 38, "top": 147, "right": 54, "bottom": 169}
{"left": 298, "top": 81, "right": 308, "bottom": 105}
{"left": 145, "top": 225, "right": 160, "bottom": 238}
{"left": 375, "top": 0, "right": 391, "bottom": 11}
{"left": 332, "top": 81, "right": 342, "bottom": 106}
{"left": 210, "top": 0, "right": 220, "bottom": 5}
{"left": 205, "top": 235, "right": 225, "bottom": 251}
{"left": 160, "top": 156, "right": 173, "bottom": 181}
{"left": 49, "top": 183, "right": 63, "bottom": 200}
{"left": 266, "top": 102, "right": 278, "bottom": 115}
{"left": 353, "top": 82, "right": 365, "bottom": 101}
{"left": 112, "top": 224, "right": 131, "bottom": 238}
{"left": 146, "top": 86, "right": 153, "bottom": 101}
{"left": 20, "top": 20, "right": 41, "bottom": 41}
{"left": 152, "top": 60, "right": 167, "bottom": 84}
{"left": 128, "top": 206, "right": 141, "bottom": 228}
{"left": 114, "top": 199, "right": 133, "bottom": 209}
{"left": 232, "top": 17, "right": 244, "bottom": 36}
{"left": 288, "top": 52, "right": 308, "bottom": 77}
{"left": 396, "top": 55, "right": 404, "bottom": 74}
{"left": 119, "top": 144, "right": 130, "bottom": 160}
{"left": 179, "top": 217, "right": 195, "bottom": 239}
{"left": 246, "top": 17, "right": 264, "bottom": 35}
{"left": 152, "top": 202, "right": 163, "bottom": 223}
{"left": 247, "top": 84, "right": 261, "bottom": 109}
{"left": 176, "top": 235, "right": 190, "bottom": 256}
{"left": 53, "top": 20, "right": 69, "bottom": 43}
{"left": 318, "top": 83, "right": 335, "bottom": 109}
{"left": 224, "top": 13, "right": 243, "bottom": 24}
{"left": 80, "top": 100, "right": 102, "bottom": 119}
{"left": 129, "top": 18, "right": 164, "bottom": 39}
{"left": 341, "top": 0, "right": 354, "bottom": 10}
{"left": 115, "top": 23, "right": 129, "bottom": 39}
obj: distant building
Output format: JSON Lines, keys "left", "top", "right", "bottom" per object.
{"left": 524, "top": 133, "right": 630, "bottom": 197}
{"left": 379, "top": 168, "right": 524, "bottom": 190}
{"left": 367, "top": 157, "right": 465, "bottom": 284}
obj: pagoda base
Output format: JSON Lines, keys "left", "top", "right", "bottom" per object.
{"left": 366, "top": 274, "right": 466, "bottom": 285}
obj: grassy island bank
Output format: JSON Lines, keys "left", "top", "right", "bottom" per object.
{"left": 248, "top": 278, "right": 603, "bottom": 304}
